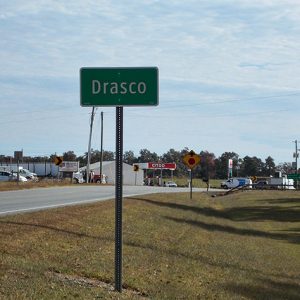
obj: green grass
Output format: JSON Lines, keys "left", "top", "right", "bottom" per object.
{"left": 0, "top": 190, "right": 299, "bottom": 299}
{"left": 164, "top": 177, "right": 223, "bottom": 188}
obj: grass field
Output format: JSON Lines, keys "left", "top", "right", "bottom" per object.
{"left": 0, "top": 178, "right": 75, "bottom": 192}
{"left": 0, "top": 190, "right": 299, "bottom": 299}
{"left": 164, "top": 178, "right": 223, "bottom": 188}
{"left": 0, "top": 177, "right": 222, "bottom": 192}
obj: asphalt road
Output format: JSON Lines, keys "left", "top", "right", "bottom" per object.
{"left": 0, "top": 185, "right": 217, "bottom": 216}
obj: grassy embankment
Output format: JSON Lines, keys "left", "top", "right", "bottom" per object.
{"left": 0, "top": 179, "right": 76, "bottom": 192}
{"left": 151, "top": 178, "right": 223, "bottom": 188}
{"left": 0, "top": 190, "right": 299, "bottom": 299}
{"left": 0, "top": 177, "right": 222, "bottom": 192}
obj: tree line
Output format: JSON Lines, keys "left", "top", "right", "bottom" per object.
{"left": 0, "top": 148, "right": 295, "bottom": 179}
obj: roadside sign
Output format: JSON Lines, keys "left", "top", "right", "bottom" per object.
{"left": 14, "top": 151, "right": 23, "bottom": 161}
{"left": 54, "top": 156, "right": 63, "bottom": 166}
{"left": 182, "top": 151, "right": 201, "bottom": 169}
{"left": 80, "top": 66, "right": 159, "bottom": 293}
{"left": 148, "top": 162, "right": 176, "bottom": 170}
{"left": 251, "top": 176, "right": 257, "bottom": 182}
{"left": 80, "top": 67, "right": 158, "bottom": 107}
{"left": 133, "top": 165, "right": 139, "bottom": 172}
{"left": 182, "top": 150, "right": 201, "bottom": 200}
{"left": 59, "top": 161, "right": 79, "bottom": 172}
{"left": 287, "top": 173, "right": 300, "bottom": 180}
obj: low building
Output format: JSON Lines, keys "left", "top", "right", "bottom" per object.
{"left": 80, "top": 161, "right": 144, "bottom": 185}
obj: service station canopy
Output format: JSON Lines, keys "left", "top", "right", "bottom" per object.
{"left": 80, "top": 67, "right": 159, "bottom": 107}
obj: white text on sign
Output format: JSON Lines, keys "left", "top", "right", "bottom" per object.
{"left": 92, "top": 80, "right": 147, "bottom": 95}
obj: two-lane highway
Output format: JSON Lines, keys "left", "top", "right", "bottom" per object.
{"left": 0, "top": 185, "right": 214, "bottom": 216}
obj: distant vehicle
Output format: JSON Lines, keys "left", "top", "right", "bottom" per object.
{"left": 164, "top": 181, "right": 177, "bottom": 187}
{"left": 0, "top": 171, "right": 27, "bottom": 182}
{"left": 73, "top": 172, "right": 85, "bottom": 184}
{"left": 18, "top": 168, "right": 38, "bottom": 181}
{"left": 267, "top": 175, "right": 295, "bottom": 190}
{"left": 0, "top": 171, "right": 13, "bottom": 182}
{"left": 93, "top": 174, "right": 107, "bottom": 184}
{"left": 221, "top": 178, "right": 252, "bottom": 189}
{"left": 0, "top": 166, "right": 37, "bottom": 181}
{"left": 253, "top": 180, "right": 268, "bottom": 189}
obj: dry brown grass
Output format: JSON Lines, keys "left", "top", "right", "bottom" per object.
{"left": 0, "top": 190, "right": 299, "bottom": 299}
{"left": 0, "top": 178, "right": 75, "bottom": 192}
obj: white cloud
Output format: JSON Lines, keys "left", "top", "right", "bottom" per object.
{"left": 0, "top": 0, "right": 299, "bottom": 162}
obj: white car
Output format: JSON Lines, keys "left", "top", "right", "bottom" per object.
{"left": 19, "top": 169, "right": 38, "bottom": 181}
{"left": 164, "top": 181, "right": 177, "bottom": 187}
{"left": 0, "top": 171, "right": 27, "bottom": 182}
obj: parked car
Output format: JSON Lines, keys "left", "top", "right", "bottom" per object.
{"left": 0, "top": 171, "right": 27, "bottom": 182}
{"left": 253, "top": 180, "right": 268, "bottom": 189}
{"left": 1, "top": 166, "right": 38, "bottom": 181}
{"left": 19, "top": 168, "right": 38, "bottom": 181}
{"left": 164, "top": 181, "right": 177, "bottom": 187}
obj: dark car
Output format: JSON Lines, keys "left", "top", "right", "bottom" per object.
{"left": 253, "top": 180, "right": 268, "bottom": 189}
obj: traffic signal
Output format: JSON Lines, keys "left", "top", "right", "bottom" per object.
{"left": 133, "top": 165, "right": 139, "bottom": 172}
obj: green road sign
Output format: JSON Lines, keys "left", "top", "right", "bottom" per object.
{"left": 80, "top": 67, "right": 159, "bottom": 107}
{"left": 287, "top": 173, "right": 300, "bottom": 180}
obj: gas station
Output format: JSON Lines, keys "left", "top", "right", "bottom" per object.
{"left": 135, "top": 162, "right": 177, "bottom": 186}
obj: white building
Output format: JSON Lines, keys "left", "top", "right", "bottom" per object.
{"left": 80, "top": 161, "right": 144, "bottom": 185}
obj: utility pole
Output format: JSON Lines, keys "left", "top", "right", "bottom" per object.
{"left": 294, "top": 140, "right": 299, "bottom": 189}
{"left": 87, "top": 107, "right": 95, "bottom": 183}
{"left": 100, "top": 111, "right": 104, "bottom": 183}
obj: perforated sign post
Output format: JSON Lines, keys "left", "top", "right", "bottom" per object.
{"left": 80, "top": 67, "right": 158, "bottom": 293}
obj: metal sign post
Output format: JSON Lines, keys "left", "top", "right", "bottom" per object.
{"left": 190, "top": 169, "right": 193, "bottom": 199}
{"left": 115, "top": 106, "right": 123, "bottom": 292}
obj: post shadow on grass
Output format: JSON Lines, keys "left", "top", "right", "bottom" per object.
{"left": 222, "top": 278, "right": 300, "bottom": 300}
{"left": 131, "top": 197, "right": 300, "bottom": 222}
{"left": 0, "top": 219, "right": 245, "bottom": 273}
{"left": 258, "top": 197, "right": 300, "bottom": 205}
{"left": 164, "top": 216, "right": 300, "bottom": 244}
{"left": 123, "top": 239, "right": 259, "bottom": 276}
{"left": 0, "top": 220, "right": 113, "bottom": 242}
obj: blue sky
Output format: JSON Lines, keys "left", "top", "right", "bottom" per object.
{"left": 0, "top": 0, "right": 299, "bottom": 163}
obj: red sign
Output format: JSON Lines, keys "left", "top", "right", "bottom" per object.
{"left": 148, "top": 162, "right": 176, "bottom": 170}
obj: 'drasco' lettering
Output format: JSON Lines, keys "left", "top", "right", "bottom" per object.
{"left": 92, "top": 80, "right": 147, "bottom": 95}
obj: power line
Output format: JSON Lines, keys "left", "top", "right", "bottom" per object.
{"left": 159, "top": 92, "right": 300, "bottom": 109}
{"left": 126, "top": 108, "right": 294, "bottom": 119}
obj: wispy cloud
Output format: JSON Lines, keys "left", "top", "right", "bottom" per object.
{"left": 0, "top": 1, "right": 299, "bottom": 161}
